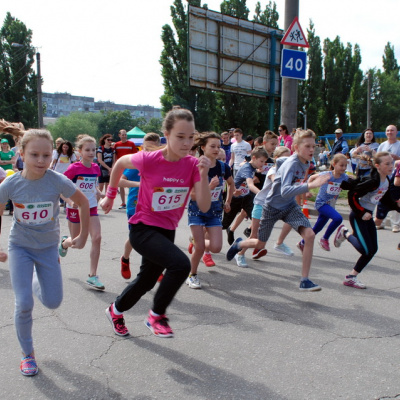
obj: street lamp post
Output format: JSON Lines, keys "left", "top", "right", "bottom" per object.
{"left": 299, "top": 110, "right": 307, "bottom": 130}
{"left": 11, "top": 43, "right": 43, "bottom": 128}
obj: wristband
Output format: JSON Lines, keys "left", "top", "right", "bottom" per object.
{"left": 106, "top": 186, "right": 118, "bottom": 199}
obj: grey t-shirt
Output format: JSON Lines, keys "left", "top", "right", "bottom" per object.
{"left": 265, "top": 153, "right": 309, "bottom": 210}
{"left": 0, "top": 170, "right": 76, "bottom": 249}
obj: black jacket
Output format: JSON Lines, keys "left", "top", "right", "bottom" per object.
{"left": 340, "top": 168, "right": 400, "bottom": 218}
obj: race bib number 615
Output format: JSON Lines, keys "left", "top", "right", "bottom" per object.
{"left": 151, "top": 187, "right": 189, "bottom": 211}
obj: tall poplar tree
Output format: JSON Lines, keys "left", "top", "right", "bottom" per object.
{"left": 0, "top": 12, "right": 37, "bottom": 127}
{"left": 159, "top": 0, "right": 216, "bottom": 131}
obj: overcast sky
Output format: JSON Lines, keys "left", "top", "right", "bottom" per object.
{"left": 1, "top": 0, "right": 399, "bottom": 108}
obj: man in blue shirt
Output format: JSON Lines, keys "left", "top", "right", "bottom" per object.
{"left": 329, "top": 128, "right": 349, "bottom": 159}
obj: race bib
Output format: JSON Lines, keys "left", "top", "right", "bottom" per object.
{"left": 371, "top": 189, "right": 385, "bottom": 205}
{"left": 14, "top": 201, "right": 54, "bottom": 226}
{"left": 211, "top": 186, "right": 223, "bottom": 202}
{"left": 261, "top": 163, "right": 275, "bottom": 175}
{"left": 76, "top": 176, "right": 97, "bottom": 194}
{"left": 151, "top": 187, "right": 189, "bottom": 211}
{"left": 326, "top": 181, "right": 341, "bottom": 196}
{"left": 238, "top": 182, "right": 250, "bottom": 196}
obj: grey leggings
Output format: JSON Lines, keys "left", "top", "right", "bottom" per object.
{"left": 9, "top": 243, "right": 63, "bottom": 356}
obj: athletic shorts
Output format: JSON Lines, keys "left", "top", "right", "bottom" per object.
{"left": 252, "top": 204, "right": 263, "bottom": 220}
{"left": 258, "top": 204, "right": 310, "bottom": 243}
{"left": 67, "top": 206, "right": 98, "bottom": 223}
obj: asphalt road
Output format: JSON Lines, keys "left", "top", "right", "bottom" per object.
{"left": 1, "top": 204, "right": 400, "bottom": 400}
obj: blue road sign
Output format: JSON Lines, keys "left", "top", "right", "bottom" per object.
{"left": 281, "top": 49, "right": 307, "bottom": 80}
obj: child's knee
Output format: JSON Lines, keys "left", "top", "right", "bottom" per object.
{"left": 303, "top": 228, "right": 315, "bottom": 241}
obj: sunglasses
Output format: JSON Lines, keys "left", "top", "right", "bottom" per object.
{"left": 106, "top": 138, "right": 113, "bottom": 141}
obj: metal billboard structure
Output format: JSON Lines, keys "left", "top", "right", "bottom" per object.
{"left": 188, "top": 5, "right": 283, "bottom": 128}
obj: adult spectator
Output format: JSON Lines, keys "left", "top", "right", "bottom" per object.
{"left": 0, "top": 139, "right": 15, "bottom": 171}
{"left": 376, "top": 124, "right": 400, "bottom": 232}
{"left": 114, "top": 129, "right": 137, "bottom": 209}
{"left": 278, "top": 124, "right": 293, "bottom": 153}
{"left": 11, "top": 135, "right": 24, "bottom": 171}
{"left": 349, "top": 128, "right": 379, "bottom": 177}
{"left": 229, "top": 128, "right": 252, "bottom": 175}
{"left": 97, "top": 134, "right": 115, "bottom": 194}
{"left": 220, "top": 131, "right": 232, "bottom": 164}
{"left": 329, "top": 128, "right": 349, "bottom": 159}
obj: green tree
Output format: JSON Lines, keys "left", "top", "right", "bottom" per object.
{"left": 298, "top": 21, "right": 323, "bottom": 133}
{"left": 97, "top": 110, "right": 135, "bottom": 139}
{"left": 253, "top": 1, "right": 279, "bottom": 28}
{"left": 0, "top": 12, "right": 37, "bottom": 127}
{"left": 160, "top": 0, "right": 216, "bottom": 131}
{"left": 47, "top": 112, "right": 102, "bottom": 144}
{"left": 220, "top": 0, "right": 249, "bottom": 19}
{"left": 141, "top": 117, "right": 163, "bottom": 134}
{"left": 382, "top": 42, "right": 399, "bottom": 78}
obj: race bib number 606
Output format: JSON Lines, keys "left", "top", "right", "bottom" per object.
{"left": 151, "top": 187, "right": 189, "bottom": 211}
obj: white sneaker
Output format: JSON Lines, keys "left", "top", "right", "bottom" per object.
{"left": 392, "top": 225, "right": 400, "bottom": 233}
{"left": 343, "top": 275, "right": 366, "bottom": 289}
{"left": 234, "top": 254, "right": 248, "bottom": 268}
{"left": 274, "top": 242, "right": 294, "bottom": 256}
{"left": 334, "top": 225, "right": 347, "bottom": 248}
{"left": 186, "top": 274, "right": 201, "bottom": 289}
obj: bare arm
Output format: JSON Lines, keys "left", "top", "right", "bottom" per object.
{"left": 192, "top": 156, "right": 211, "bottom": 212}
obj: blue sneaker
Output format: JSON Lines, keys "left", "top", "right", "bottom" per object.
{"left": 299, "top": 278, "right": 321, "bottom": 291}
{"left": 226, "top": 238, "right": 243, "bottom": 261}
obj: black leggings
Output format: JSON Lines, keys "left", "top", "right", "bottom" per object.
{"left": 115, "top": 223, "right": 190, "bottom": 316}
{"left": 347, "top": 211, "right": 378, "bottom": 273}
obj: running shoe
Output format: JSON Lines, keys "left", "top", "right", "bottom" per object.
{"left": 234, "top": 254, "right": 248, "bottom": 268}
{"left": 375, "top": 224, "right": 385, "bottom": 230}
{"left": 296, "top": 241, "right": 304, "bottom": 254}
{"left": 243, "top": 227, "right": 251, "bottom": 238}
{"left": 227, "top": 227, "right": 235, "bottom": 245}
{"left": 186, "top": 274, "right": 202, "bottom": 289}
{"left": 86, "top": 275, "right": 105, "bottom": 291}
{"left": 334, "top": 225, "right": 347, "bottom": 248}
{"left": 202, "top": 253, "right": 215, "bottom": 267}
{"left": 252, "top": 248, "right": 267, "bottom": 260}
{"left": 318, "top": 238, "right": 330, "bottom": 251}
{"left": 299, "top": 278, "right": 321, "bottom": 291}
{"left": 58, "top": 236, "right": 68, "bottom": 257}
{"left": 20, "top": 355, "right": 38, "bottom": 376}
{"left": 392, "top": 225, "right": 400, "bottom": 233}
{"left": 226, "top": 238, "right": 243, "bottom": 261}
{"left": 120, "top": 256, "right": 131, "bottom": 279}
{"left": 105, "top": 304, "right": 129, "bottom": 336}
{"left": 119, "top": 203, "right": 126, "bottom": 209}
{"left": 145, "top": 311, "right": 174, "bottom": 338}
{"left": 343, "top": 275, "right": 366, "bottom": 289}
{"left": 274, "top": 242, "right": 294, "bottom": 256}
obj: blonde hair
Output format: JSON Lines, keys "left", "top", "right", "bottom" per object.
{"left": 293, "top": 129, "right": 316, "bottom": 146}
{"left": 330, "top": 153, "right": 347, "bottom": 170}
{"left": 273, "top": 146, "right": 291, "bottom": 159}
{"left": 373, "top": 151, "right": 391, "bottom": 165}
{"left": 0, "top": 120, "right": 53, "bottom": 151}
{"left": 263, "top": 130, "right": 278, "bottom": 141}
{"left": 75, "top": 134, "right": 96, "bottom": 150}
{"left": 142, "top": 132, "right": 164, "bottom": 151}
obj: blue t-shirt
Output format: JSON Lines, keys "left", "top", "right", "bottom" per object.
{"left": 123, "top": 168, "right": 140, "bottom": 216}
{"left": 221, "top": 143, "right": 232, "bottom": 164}
{"left": 314, "top": 171, "right": 349, "bottom": 210}
{"left": 234, "top": 162, "right": 256, "bottom": 198}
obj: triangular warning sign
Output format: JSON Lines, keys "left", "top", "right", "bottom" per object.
{"left": 281, "top": 17, "right": 309, "bottom": 48}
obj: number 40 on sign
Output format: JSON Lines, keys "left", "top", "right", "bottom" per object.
{"left": 281, "top": 49, "right": 307, "bottom": 80}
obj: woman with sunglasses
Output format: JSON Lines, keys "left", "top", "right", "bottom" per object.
{"left": 97, "top": 134, "right": 115, "bottom": 193}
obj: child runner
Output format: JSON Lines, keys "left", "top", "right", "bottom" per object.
{"left": 251, "top": 146, "right": 294, "bottom": 258}
{"left": 333, "top": 151, "right": 400, "bottom": 289}
{"left": 0, "top": 123, "right": 89, "bottom": 376}
{"left": 226, "top": 129, "right": 330, "bottom": 290}
{"left": 101, "top": 107, "right": 211, "bottom": 338}
{"left": 186, "top": 132, "right": 234, "bottom": 289}
{"left": 298, "top": 153, "right": 349, "bottom": 251}
{"left": 222, "top": 148, "right": 268, "bottom": 267}
{"left": 63, "top": 135, "right": 105, "bottom": 290}
{"left": 119, "top": 133, "right": 161, "bottom": 279}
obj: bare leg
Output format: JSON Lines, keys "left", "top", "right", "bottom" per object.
{"left": 299, "top": 226, "right": 315, "bottom": 278}
{"left": 276, "top": 223, "right": 292, "bottom": 245}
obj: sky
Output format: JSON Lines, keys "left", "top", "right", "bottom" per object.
{"left": 1, "top": 0, "right": 399, "bottom": 109}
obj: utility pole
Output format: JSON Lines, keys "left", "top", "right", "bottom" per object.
{"left": 36, "top": 52, "right": 43, "bottom": 128}
{"left": 280, "top": 0, "right": 299, "bottom": 131}
{"left": 366, "top": 73, "right": 371, "bottom": 128}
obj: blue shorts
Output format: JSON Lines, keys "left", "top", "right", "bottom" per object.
{"left": 252, "top": 204, "right": 263, "bottom": 220}
{"left": 188, "top": 214, "right": 222, "bottom": 228}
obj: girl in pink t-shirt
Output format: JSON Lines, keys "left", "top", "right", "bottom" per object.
{"left": 63, "top": 135, "right": 104, "bottom": 290}
{"left": 101, "top": 108, "right": 211, "bottom": 338}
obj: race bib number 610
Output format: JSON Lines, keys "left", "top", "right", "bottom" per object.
{"left": 151, "top": 187, "right": 189, "bottom": 211}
